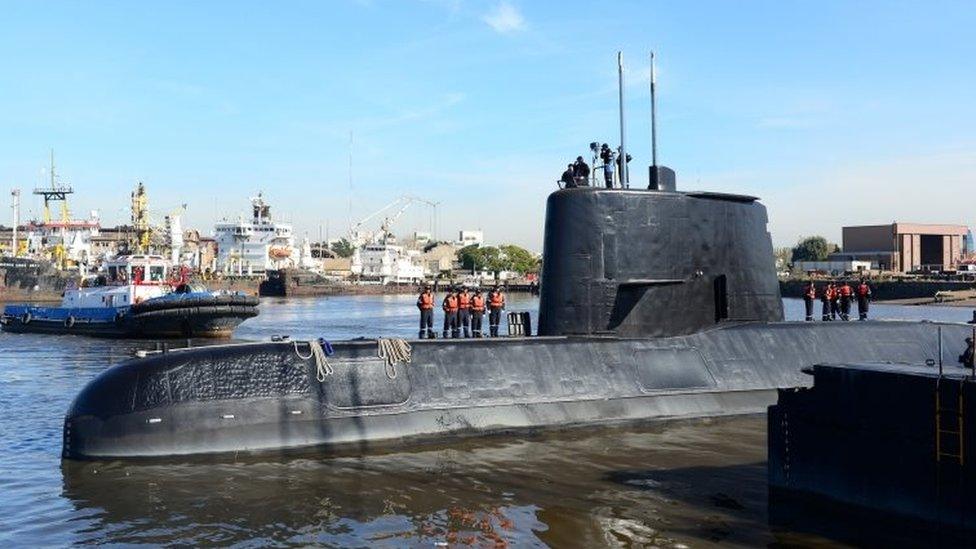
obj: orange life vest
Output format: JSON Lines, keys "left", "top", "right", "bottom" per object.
{"left": 839, "top": 284, "right": 853, "bottom": 297}
{"left": 489, "top": 292, "right": 505, "bottom": 308}
{"left": 458, "top": 292, "right": 471, "bottom": 309}
{"left": 857, "top": 283, "right": 870, "bottom": 297}
{"left": 804, "top": 285, "right": 816, "bottom": 299}
{"left": 443, "top": 295, "right": 458, "bottom": 312}
{"left": 418, "top": 292, "right": 434, "bottom": 310}
{"left": 471, "top": 295, "right": 485, "bottom": 312}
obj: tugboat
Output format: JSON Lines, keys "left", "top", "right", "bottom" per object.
{"left": 1, "top": 254, "right": 259, "bottom": 338}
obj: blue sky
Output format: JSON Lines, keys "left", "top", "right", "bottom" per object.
{"left": 1, "top": 1, "right": 974, "bottom": 251}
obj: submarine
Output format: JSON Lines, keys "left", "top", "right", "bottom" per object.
{"left": 61, "top": 53, "right": 974, "bottom": 460}
{"left": 61, "top": 181, "right": 975, "bottom": 459}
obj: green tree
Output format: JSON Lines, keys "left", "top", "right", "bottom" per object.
{"left": 330, "top": 238, "right": 355, "bottom": 258}
{"left": 498, "top": 244, "right": 540, "bottom": 274}
{"left": 790, "top": 236, "right": 838, "bottom": 262}
{"left": 457, "top": 245, "right": 493, "bottom": 271}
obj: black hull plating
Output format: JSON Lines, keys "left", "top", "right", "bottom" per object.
{"left": 63, "top": 321, "right": 972, "bottom": 459}
{"left": 2, "top": 302, "right": 258, "bottom": 338}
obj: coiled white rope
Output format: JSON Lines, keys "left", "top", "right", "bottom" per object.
{"left": 295, "top": 340, "right": 334, "bottom": 382}
{"left": 377, "top": 337, "right": 412, "bottom": 379}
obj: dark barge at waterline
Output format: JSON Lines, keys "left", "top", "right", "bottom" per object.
{"left": 769, "top": 360, "right": 976, "bottom": 543}
{"left": 62, "top": 186, "right": 974, "bottom": 459}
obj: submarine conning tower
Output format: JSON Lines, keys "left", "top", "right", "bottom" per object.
{"left": 537, "top": 185, "right": 784, "bottom": 337}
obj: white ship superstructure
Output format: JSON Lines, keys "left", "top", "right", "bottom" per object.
{"left": 214, "top": 194, "right": 294, "bottom": 276}
{"left": 351, "top": 242, "right": 425, "bottom": 284}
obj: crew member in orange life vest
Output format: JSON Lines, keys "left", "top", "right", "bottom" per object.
{"left": 803, "top": 281, "right": 817, "bottom": 321}
{"left": 838, "top": 281, "right": 854, "bottom": 321}
{"left": 829, "top": 283, "right": 841, "bottom": 320}
{"left": 856, "top": 279, "right": 873, "bottom": 320}
{"left": 820, "top": 283, "right": 833, "bottom": 321}
{"left": 470, "top": 288, "right": 486, "bottom": 337}
{"left": 488, "top": 286, "right": 506, "bottom": 337}
{"left": 442, "top": 288, "right": 460, "bottom": 339}
{"left": 457, "top": 286, "right": 472, "bottom": 338}
{"left": 416, "top": 285, "right": 435, "bottom": 339}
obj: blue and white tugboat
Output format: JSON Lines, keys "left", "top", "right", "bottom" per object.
{"left": 1, "top": 254, "right": 259, "bottom": 338}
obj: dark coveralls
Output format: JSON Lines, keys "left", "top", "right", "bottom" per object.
{"left": 442, "top": 294, "right": 459, "bottom": 339}
{"left": 488, "top": 290, "right": 506, "bottom": 337}
{"left": 561, "top": 169, "right": 576, "bottom": 188}
{"left": 830, "top": 288, "right": 840, "bottom": 321}
{"left": 457, "top": 290, "right": 472, "bottom": 338}
{"left": 470, "top": 294, "right": 485, "bottom": 337}
{"left": 803, "top": 284, "right": 817, "bottom": 321}
{"left": 820, "top": 287, "right": 832, "bottom": 321}
{"left": 417, "top": 291, "right": 434, "bottom": 338}
{"left": 857, "top": 283, "right": 872, "bottom": 320}
{"left": 573, "top": 160, "right": 590, "bottom": 185}
{"left": 838, "top": 284, "right": 853, "bottom": 321}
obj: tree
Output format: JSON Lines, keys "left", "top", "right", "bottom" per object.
{"left": 498, "top": 244, "right": 540, "bottom": 274}
{"left": 330, "top": 238, "right": 355, "bottom": 258}
{"left": 458, "top": 244, "right": 541, "bottom": 274}
{"left": 457, "top": 245, "right": 500, "bottom": 271}
{"left": 791, "top": 236, "right": 838, "bottom": 262}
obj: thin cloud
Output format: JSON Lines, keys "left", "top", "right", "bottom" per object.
{"left": 482, "top": 1, "right": 526, "bottom": 34}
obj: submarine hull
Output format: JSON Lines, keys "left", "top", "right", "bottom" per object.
{"left": 63, "top": 321, "right": 972, "bottom": 459}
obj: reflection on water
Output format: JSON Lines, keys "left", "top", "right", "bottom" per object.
{"left": 1, "top": 295, "right": 974, "bottom": 546}
{"left": 57, "top": 418, "right": 772, "bottom": 547}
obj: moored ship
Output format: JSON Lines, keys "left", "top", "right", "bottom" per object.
{"left": 2, "top": 254, "right": 258, "bottom": 338}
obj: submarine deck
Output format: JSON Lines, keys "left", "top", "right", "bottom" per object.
{"left": 62, "top": 319, "right": 976, "bottom": 459}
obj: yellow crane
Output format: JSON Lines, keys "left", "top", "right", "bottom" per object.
{"left": 131, "top": 181, "right": 151, "bottom": 254}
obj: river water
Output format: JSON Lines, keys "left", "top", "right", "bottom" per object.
{"left": 1, "top": 296, "right": 973, "bottom": 547}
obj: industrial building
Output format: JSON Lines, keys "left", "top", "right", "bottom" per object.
{"left": 839, "top": 223, "right": 970, "bottom": 272}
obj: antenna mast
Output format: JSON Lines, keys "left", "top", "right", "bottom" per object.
{"left": 650, "top": 51, "right": 658, "bottom": 168}
{"left": 647, "top": 53, "right": 677, "bottom": 191}
{"left": 617, "top": 51, "right": 629, "bottom": 189}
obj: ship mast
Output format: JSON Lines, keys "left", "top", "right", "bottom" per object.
{"left": 650, "top": 51, "right": 658, "bottom": 169}
{"left": 10, "top": 189, "right": 19, "bottom": 257}
{"left": 33, "top": 149, "right": 73, "bottom": 225}
{"left": 617, "top": 51, "right": 629, "bottom": 189}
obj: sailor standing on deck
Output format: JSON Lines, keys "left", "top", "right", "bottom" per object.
{"left": 600, "top": 143, "right": 615, "bottom": 189}
{"left": 820, "top": 283, "right": 833, "bottom": 321}
{"left": 803, "top": 281, "right": 817, "bottom": 321}
{"left": 573, "top": 156, "right": 590, "bottom": 186}
{"left": 838, "top": 281, "right": 854, "bottom": 321}
{"left": 488, "top": 285, "right": 506, "bottom": 337}
{"left": 829, "top": 283, "right": 841, "bottom": 321}
{"left": 416, "top": 285, "right": 435, "bottom": 339}
{"left": 442, "top": 288, "right": 460, "bottom": 339}
{"left": 856, "top": 279, "right": 873, "bottom": 320}
{"left": 457, "top": 286, "right": 472, "bottom": 338}
{"left": 470, "top": 288, "right": 486, "bottom": 337}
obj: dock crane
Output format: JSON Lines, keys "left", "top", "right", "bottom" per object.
{"left": 348, "top": 195, "right": 438, "bottom": 246}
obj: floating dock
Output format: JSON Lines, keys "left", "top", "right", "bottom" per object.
{"left": 769, "top": 356, "right": 976, "bottom": 541}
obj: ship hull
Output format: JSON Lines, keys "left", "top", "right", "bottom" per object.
{"left": 62, "top": 320, "right": 973, "bottom": 459}
{"left": 2, "top": 295, "right": 259, "bottom": 339}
